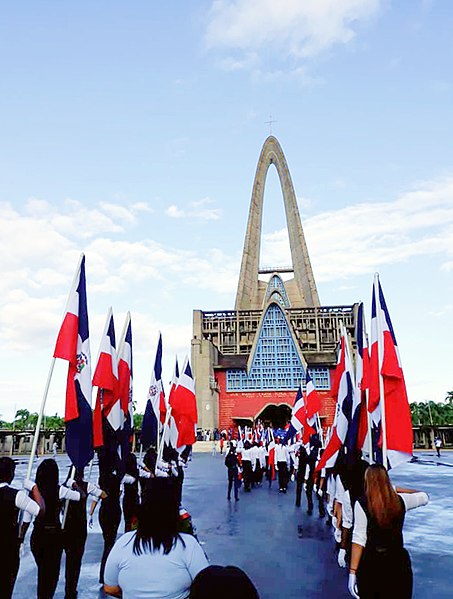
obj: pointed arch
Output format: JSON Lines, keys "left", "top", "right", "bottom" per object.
{"left": 235, "top": 136, "right": 320, "bottom": 310}
{"left": 265, "top": 274, "right": 290, "bottom": 307}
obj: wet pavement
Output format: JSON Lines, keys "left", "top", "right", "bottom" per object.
{"left": 10, "top": 450, "right": 453, "bottom": 598}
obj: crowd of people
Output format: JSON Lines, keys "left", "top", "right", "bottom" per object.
{"left": 224, "top": 428, "right": 430, "bottom": 598}
{"left": 0, "top": 446, "right": 260, "bottom": 599}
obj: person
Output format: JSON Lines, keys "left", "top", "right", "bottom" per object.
{"left": 219, "top": 436, "right": 225, "bottom": 455}
{"left": 24, "top": 458, "right": 80, "bottom": 599}
{"left": 348, "top": 464, "right": 429, "bottom": 599}
{"left": 0, "top": 456, "right": 44, "bottom": 599}
{"left": 274, "top": 438, "right": 290, "bottom": 493}
{"left": 52, "top": 442, "right": 57, "bottom": 458}
{"left": 104, "top": 477, "right": 208, "bottom": 599}
{"left": 295, "top": 443, "right": 308, "bottom": 507}
{"left": 435, "top": 436, "right": 442, "bottom": 457}
{"left": 62, "top": 468, "right": 106, "bottom": 599}
{"left": 99, "top": 470, "right": 122, "bottom": 585}
{"left": 189, "top": 565, "right": 260, "bottom": 599}
{"left": 211, "top": 440, "right": 217, "bottom": 456}
{"left": 225, "top": 445, "right": 239, "bottom": 501}
{"left": 238, "top": 441, "right": 253, "bottom": 492}
{"left": 122, "top": 453, "right": 140, "bottom": 533}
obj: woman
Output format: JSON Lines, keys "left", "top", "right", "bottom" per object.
{"left": 189, "top": 565, "right": 259, "bottom": 599}
{"left": 348, "top": 464, "right": 429, "bottom": 599}
{"left": 26, "top": 459, "right": 80, "bottom": 599}
{"left": 99, "top": 470, "right": 122, "bottom": 585}
{"left": 62, "top": 467, "right": 106, "bottom": 599}
{"left": 122, "top": 453, "right": 140, "bottom": 532}
{"left": 104, "top": 477, "right": 208, "bottom": 599}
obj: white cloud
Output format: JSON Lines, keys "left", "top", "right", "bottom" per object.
{"left": 165, "top": 199, "right": 223, "bottom": 221}
{"left": 166, "top": 205, "right": 186, "bottom": 218}
{"left": 205, "top": 0, "right": 381, "bottom": 73}
{"left": 261, "top": 177, "right": 453, "bottom": 281}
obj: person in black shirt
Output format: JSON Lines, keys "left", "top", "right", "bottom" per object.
{"left": 224, "top": 445, "right": 239, "bottom": 501}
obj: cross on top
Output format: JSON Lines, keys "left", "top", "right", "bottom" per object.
{"left": 265, "top": 115, "right": 277, "bottom": 135}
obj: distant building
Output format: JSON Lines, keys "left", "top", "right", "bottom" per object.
{"left": 192, "top": 136, "right": 357, "bottom": 433}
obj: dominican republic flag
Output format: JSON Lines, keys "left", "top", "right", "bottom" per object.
{"left": 92, "top": 308, "right": 120, "bottom": 449}
{"left": 305, "top": 371, "right": 322, "bottom": 429}
{"left": 315, "top": 327, "right": 355, "bottom": 472}
{"left": 141, "top": 333, "right": 165, "bottom": 450}
{"left": 284, "top": 381, "right": 316, "bottom": 445}
{"left": 169, "top": 356, "right": 198, "bottom": 448}
{"left": 53, "top": 254, "right": 94, "bottom": 471}
{"left": 163, "top": 357, "right": 179, "bottom": 448}
{"left": 117, "top": 312, "right": 133, "bottom": 459}
{"left": 266, "top": 427, "right": 276, "bottom": 480}
{"left": 355, "top": 302, "right": 374, "bottom": 459}
{"left": 369, "top": 275, "right": 413, "bottom": 468}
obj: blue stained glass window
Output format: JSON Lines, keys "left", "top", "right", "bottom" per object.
{"left": 266, "top": 275, "right": 290, "bottom": 307}
{"left": 226, "top": 303, "right": 330, "bottom": 392}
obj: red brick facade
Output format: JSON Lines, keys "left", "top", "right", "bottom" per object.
{"left": 216, "top": 369, "right": 338, "bottom": 433}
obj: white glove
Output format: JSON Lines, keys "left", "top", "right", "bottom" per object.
{"left": 334, "top": 526, "right": 342, "bottom": 543}
{"left": 66, "top": 478, "right": 76, "bottom": 488}
{"left": 338, "top": 548, "right": 347, "bottom": 568}
{"left": 23, "top": 478, "right": 36, "bottom": 492}
{"left": 348, "top": 572, "right": 360, "bottom": 598}
{"left": 314, "top": 483, "right": 318, "bottom": 493}
{"left": 317, "top": 488, "right": 323, "bottom": 497}
{"left": 303, "top": 481, "right": 308, "bottom": 491}
{"left": 88, "top": 516, "right": 93, "bottom": 529}
{"left": 19, "top": 542, "right": 25, "bottom": 558}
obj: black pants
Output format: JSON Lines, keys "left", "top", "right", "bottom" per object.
{"left": 99, "top": 506, "right": 121, "bottom": 584}
{"left": 0, "top": 540, "right": 19, "bottom": 599}
{"left": 227, "top": 469, "right": 239, "bottom": 500}
{"left": 31, "top": 527, "right": 63, "bottom": 599}
{"left": 242, "top": 461, "right": 253, "bottom": 492}
{"left": 63, "top": 531, "right": 87, "bottom": 599}
{"left": 277, "top": 462, "right": 288, "bottom": 491}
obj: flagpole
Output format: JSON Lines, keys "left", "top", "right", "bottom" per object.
{"left": 157, "top": 406, "right": 172, "bottom": 465}
{"left": 374, "top": 273, "right": 388, "bottom": 468}
{"left": 316, "top": 413, "right": 325, "bottom": 448}
{"left": 61, "top": 465, "right": 76, "bottom": 529}
{"left": 25, "top": 358, "right": 56, "bottom": 482}
{"left": 365, "top": 387, "right": 374, "bottom": 464}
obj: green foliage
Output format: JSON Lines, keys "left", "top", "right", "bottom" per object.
{"left": 410, "top": 394, "right": 453, "bottom": 426}
{"left": 133, "top": 412, "right": 144, "bottom": 430}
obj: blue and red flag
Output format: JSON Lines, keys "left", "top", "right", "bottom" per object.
{"left": 163, "top": 356, "right": 179, "bottom": 448}
{"left": 169, "top": 356, "right": 198, "bottom": 448}
{"left": 369, "top": 275, "right": 413, "bottom": 468}
{"left": 92, "top": 308, "right": 120, "bottom": 449}
{"left": 117, "top": 312, "right": 133, "bottom": 459}
{"left": 141, "top": 333, "right": 165, "bottom": 450}
{"left": 53, "top": 254, "right": 94, "bottom": 470}
{"left": 315, "top": 327, "right": 355, "bottom": 472}
{"left": 284, "top": 379, "right": 316, "bottom": 445}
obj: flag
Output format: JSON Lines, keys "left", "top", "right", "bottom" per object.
{"left": 92, "top": 308, "right": 120, "bottom": 449}
{"left": 305, "top": 371, "right": 322, "bottom": 421}
{"left": 369, "top": 275, "right": 413, "bottom": 468}
{"left": 315, "top": 328, "right": 355, "bottom": 472}
{"left": 141, "top": 333, "right": 165, "bottom": 450}
{"left": 284, "top": 381, "right": 315, "bottom": 445}
{"left": 169, "top": 356, "right": 198, "bottom": 448}
{"left": 53, "top": 254, "right": 94, "bottom": 470}
{"left": 163, "top": 357, "right": 179, "bottom": 448}
{"left": 266, "top": 428, "right": 276, "bottom": 480}
{"left": 117, "top": 312, "right": 133, "bottom": 459}
{"left": 355, "top": 302, "right": 373, "bottom": 459}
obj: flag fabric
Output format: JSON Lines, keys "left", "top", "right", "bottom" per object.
{"left": 169, "top": 356, "right": 198, "bottom": 448}
{"left": 305, "top": 372, "right": 322, "bottom": 421}
{"left": 266, "top": 428, "right": 276, "bottom": 480}
{"left": 315, "top": 328, "right": 355, "bottom": 472}
{"left": 53, "top": 254, "right": 94, "bottom": 471}
{"left": 355, "top": 302, "right": 373, "bottom": 458}
{"left": 141, "top": 333, "right": 165, "bottom": 450}
{"left": 369, "top": 275, "right": 413, "bottom": 468}
{"left": 117, "top": 313, "right": 133, "bottom": 459}
{"left": 284, "top": 381, "right": 316, "bottom": 445}
{"left": 163, "top": 357, "right": 179, "bottom": 448}
{"left": 92, "top": 309, "right": 120, "bottom": 449}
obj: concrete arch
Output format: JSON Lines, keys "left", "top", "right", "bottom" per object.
{"left": 235, "top": 136, "right": 320, "bottom": 310}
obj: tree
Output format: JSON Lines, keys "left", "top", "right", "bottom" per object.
{"left": 14, "top": 409, "right": 30, "bottom": 431}
{"left": 133, "top": 412, "right": 144, "bottom": 430}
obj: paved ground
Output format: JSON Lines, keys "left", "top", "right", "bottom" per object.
{"left": 11, "top": 449, "right": 453, "bottom": 598}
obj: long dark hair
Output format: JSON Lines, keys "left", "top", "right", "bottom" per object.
{"left": 36, "top": 458, "right": 60, "bottom": 516}
{"left": 124, "top": 452, "right": 139, "bottom": 478}
{"left": 189, "top": 565, "right": 260, "bottom": 599}
{"left": 133, "top": 477, "right": 182, "bottom": 556}
{"left": 364, "top": 464, "right": 403, "bottom": 528}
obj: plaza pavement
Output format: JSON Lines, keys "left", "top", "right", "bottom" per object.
{"left": 11, "top": 449, "right": 453, "bottom": 598}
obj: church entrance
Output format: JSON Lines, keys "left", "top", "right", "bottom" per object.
{"left": 256, "top": 404, "right": 291, "bottom": 429}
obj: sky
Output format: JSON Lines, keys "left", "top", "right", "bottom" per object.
{"left": 1, "top": 0, "right": 452, "bottom": 422}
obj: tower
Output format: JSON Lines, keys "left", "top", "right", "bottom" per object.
{"left": 192, "top": 137, "right": 357, "bottom": 433}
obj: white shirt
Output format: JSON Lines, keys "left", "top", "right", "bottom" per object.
{"left": 0, "top": 482, "right": 40, "bottom": 517}
{"left": 275, "top": 445, "right": 290, "bottom": 466}
{"left": 352, "top": 492, "right": 429, "bottom": 547}
{"left": 104, "top": 531, "right": 209, "bottom": 599}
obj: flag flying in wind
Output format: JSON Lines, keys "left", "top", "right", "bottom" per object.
{"left": 92, "top": 308, "right": 120, "bottom": 449}
{"left": 163, "top": 357, "right": 179, "bottom": 449}
{"left": 355, "top": 302, "right": 373, "bottom": 459}
{"left": 369, "top": 275, "right": 413, "bottom": 468}
{"left": 315, "top": 327, "right": 355, "bottom": 472}
{"left": 284, "top": 379, "right": 316, "bottom": 445}
{"left": 169, "top": 357, "right": 198, "bottom": 448}
{"left": 53, "top": 254, "right": 94, "bottom": 471}
{"left": 117, "top": 312, "right": 133, "bottom": 459}
{"left": 141, "top": 333, "right": 165, "bottom": 450}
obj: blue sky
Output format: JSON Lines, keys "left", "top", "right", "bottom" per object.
{"left": 1, "top": 0, "right": 452, "bottom": 421}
